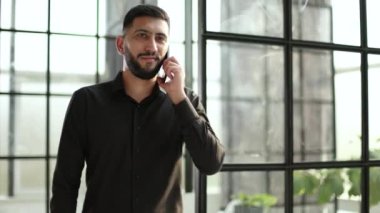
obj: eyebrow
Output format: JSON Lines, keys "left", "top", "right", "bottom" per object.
{"left": 134, "top": 29, "right": 167, "bottom": 38}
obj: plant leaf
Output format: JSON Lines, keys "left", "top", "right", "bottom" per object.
{"left": 304, "top": 172, "right": 319, "bottom": 195}
{"left": 318, "top": 182, "right": 333, "bottom": 203}
{"left": 293, "top": 171, "right": 306, "bottom": 195}
{"left": 347, "top": 168, "right": 361, "bottom": 197}
{"left": 370, "top": 168, "right": 380, "bottom": 206}
{"left": 317, "top": 169, "right": 344, "bottom": 203}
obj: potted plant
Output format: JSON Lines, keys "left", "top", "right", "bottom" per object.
{"left": 293, "top": 166, "right": 380, "bottom": 207}
{"left": 233, "top": 193, "right": 278, "bottom": 213}
{"left": 293, "top": 137, "right": 380, "bottom": 207}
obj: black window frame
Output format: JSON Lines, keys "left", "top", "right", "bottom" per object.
{"left": 196, "top": 0, "right": 380, "bottom": 212}
{"left": 0, "top": 0, "right": 102, "bottom": 212}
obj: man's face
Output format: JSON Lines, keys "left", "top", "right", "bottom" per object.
{"left": 123, "top": 16, "right": 169, "bottom": 79}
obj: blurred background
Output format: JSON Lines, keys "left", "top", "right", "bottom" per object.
{"left": 1, "top": 0, "right": 380, "bottom": 212}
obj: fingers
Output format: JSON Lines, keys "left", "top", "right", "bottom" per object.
{"left": 157, "top": 76, "right": 166, "bottom": 86}
{"left": 159, "top": 56, "right": 184, "bottom": 86}
{"left": 162, "top": 56, "right": 184, "bottom": 80}
{"left": 163, "top": 56, "right": 179, "bottom": 70}
{"left": 158, "top": 56, "right": 186, "bottom": 103}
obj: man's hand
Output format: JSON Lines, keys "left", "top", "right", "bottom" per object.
{"left": 157, "top": 56, "right": 186, "bottom": 104}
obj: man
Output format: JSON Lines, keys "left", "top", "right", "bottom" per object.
{"left": 50, "top": 4, "right": 225, "bottom": 213}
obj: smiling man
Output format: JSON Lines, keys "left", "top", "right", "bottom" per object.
{"left": 50, "top": 4, "right": 225, "bottom": 213}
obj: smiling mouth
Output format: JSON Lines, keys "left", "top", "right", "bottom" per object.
{"left": 138, "top": 51, "right": 159, "bottom": 59}
{"left": 140, "top": 56, "right": 158, "bottom": 61}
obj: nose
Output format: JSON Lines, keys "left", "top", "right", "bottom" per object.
{"left": 144, "top": 37, "right": 158, "bottom": 53}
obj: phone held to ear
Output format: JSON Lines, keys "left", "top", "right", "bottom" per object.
{"left": 160, "top": 51, "right": 169, "bottom": 82}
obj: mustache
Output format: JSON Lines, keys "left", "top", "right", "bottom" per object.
{"left": 137, "top": 52, "right": 160, "bottom": 60}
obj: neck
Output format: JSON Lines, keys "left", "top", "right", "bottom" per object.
{"left": 122, "top": 70, "right": 156, "bottom": 103}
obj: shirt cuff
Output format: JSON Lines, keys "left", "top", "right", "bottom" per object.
{"left": 174, "top": 97, "right": 199, "bottom": 127}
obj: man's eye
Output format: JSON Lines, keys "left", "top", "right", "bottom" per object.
{"left": 156, "top": 36, "right": 166, "bottom": 43}
{"left": 137, "top": 33, "right": 148, "bottom": 38}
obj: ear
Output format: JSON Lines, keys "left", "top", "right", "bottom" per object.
{"left": 115, "top": 36, "right": 125, "bottom": 55}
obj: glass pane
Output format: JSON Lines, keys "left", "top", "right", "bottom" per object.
{"left": 0, "top": 0, "right": 13, "bottom": 29}
{"left": 370, "top": 167, "right": 380, "bottom": 212}
{"left": 98, "top": 0, "right": 128, "bottom": 36}
{"left": 50, "top": 0, "right": 97, "bottom": 35}
{"left": 50, "top": 35, "right": 97, "bottom": 94}
{"left": 0, "top": 160, "right": 46, "bottom": 213}
{"left": 367, "top": 0, "right": 380, "bottom": 48}
{"left": 0, "top": 96, "right": 10, "bottom": 155}
{"left": 334, "top": 52, "right": 362, "bottom": 161}
{"left": 0, "top": 32, "right": 47, "bottom": 93}
{"left": 211, "top": 171, "right": 284, "bottom": 213}
{"left": 15, "top": 0, "right": 48, "bottom": 31}
{"left": 192, "top": 43, "right": 199, "bottom": 90}
{"left": 293, "top": 49, "right": 361, "bottom": 162}
{"left": 292, "top": 0, "right": 360, "bottom": 45}
{"left": 49, "top": 96, "right": 71, "bottom": 156}
{"left": 206, "top": 41, "right": 284, "bottom": 164}
{"left": 293, "top": 168, "right": 361, "bottom": 213}
{"left": 98, "top": 38, "right": 120, "bottom": 83}
{"left": 369, "top": 55, "right": 380, "bottom": 160}
{"left": 192, "top": 0, "right": 199, "bottom": 42}
{"left": 159, "top": 0, "right": 185, "bottom": 42}
{"left": 167, "top": 42, "right": 185, "bottom": 67}
{"left": 0, "top": 32, "right": 12, "bottom": 92}
{"left": 207, "top": 0, "right": 283, "bottom": 37}
{"left": 0, "top": 95, "right": 46, "bottom": 156}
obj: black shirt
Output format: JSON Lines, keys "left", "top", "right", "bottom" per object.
{"left": 50, "top": 72, "right": 225, "bottom": 213}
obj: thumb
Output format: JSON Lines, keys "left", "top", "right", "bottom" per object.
{"left": 157, "top": 76, "right": 167, "bottom": 89}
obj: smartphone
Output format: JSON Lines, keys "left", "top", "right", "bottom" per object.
{"left": 160, "top": 50, "right": 169, "bottom": 81}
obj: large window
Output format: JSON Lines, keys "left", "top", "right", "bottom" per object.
{"left": 199, "top": 0, "right": 380, "bottom": 212}
{"left": 0, "top": 0, "right": 193, "bottom": 212}
{"left": 0, "top": 0, "right": 125, "bottom": 211}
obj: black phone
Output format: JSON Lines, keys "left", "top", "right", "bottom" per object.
{"left": 160, "top": 50, "right": 169, "bottom": 81}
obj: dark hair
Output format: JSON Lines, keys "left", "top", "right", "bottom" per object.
{"left": 122, "top": 5, "right": 170, "bottom": 32}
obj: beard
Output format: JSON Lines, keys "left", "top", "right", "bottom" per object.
{"left": 124, "top": 46, "right": 165, "bottom": 80}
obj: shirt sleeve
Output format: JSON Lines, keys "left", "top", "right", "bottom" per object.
{"left": 174, "top": 88, "right": 225, "bottom": 175}
{"left": 50, "top": 89, "right": 87, "bottom": 213}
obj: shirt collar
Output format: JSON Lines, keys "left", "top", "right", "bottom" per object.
{"left": 111, "top": 71, "right": 125, "bottom": 93}
{"left": 111, "top": 71, "right": 162, "bottom": 103}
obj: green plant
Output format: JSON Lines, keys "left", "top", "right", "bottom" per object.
{"left": 294, "top": 168, "right": 380, "bottom": 207}
{"left": 234, "top": 193, "right": 278, "bottom": 208}
{"left": 294, "top": 169, "right": 345, "bottom": 204}
{"left": 369, "top": 149, "right": 380, "bottom": 159}
{"left": 347, "top": 168, "right": 360, "bottom": 197}
{"left": 370, "top": 167, "right": 380, "bottom": 206}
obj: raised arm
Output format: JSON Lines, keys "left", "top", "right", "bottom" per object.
{"left": 175, "top": 89, "right": 225, "bottom": 175}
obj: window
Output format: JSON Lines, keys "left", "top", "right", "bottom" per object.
{"left": 199, "top": 0, "right": 380, "bottom": 212}
{"left": 0, "top": 0, "right": 141, "bottom": 212}
{"left": 0, "top": 0, "right": 195, "bottom": 212}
